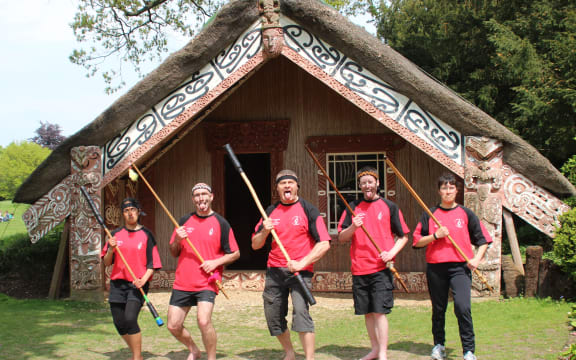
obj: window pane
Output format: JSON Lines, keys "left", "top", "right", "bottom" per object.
{"left": 326, "top": 151, "right": 388, "bottom": 232}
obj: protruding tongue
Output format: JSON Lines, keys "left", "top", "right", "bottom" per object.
{"left": 284, "top": 191, "right": 292, "bottom": 200}
{"left": 198, "top": 202, "right": 208, "bottom": 211}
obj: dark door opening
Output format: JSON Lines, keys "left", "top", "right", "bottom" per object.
{"left": 225, "top": 153, "right": 270, "bottom": 270}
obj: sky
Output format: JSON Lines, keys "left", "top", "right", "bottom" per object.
{"left": 0, "top": 0, "right": 376, "bottom": 148}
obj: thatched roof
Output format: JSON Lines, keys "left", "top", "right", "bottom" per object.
{"left": 14, "top": 0, "right": 576, "bottom": 204}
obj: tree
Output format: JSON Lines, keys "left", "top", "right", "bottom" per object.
{"left": 29, "top": 121, "right": 66, "bottom": 150}
{"left": 0, "top": 142, "right": 51, "bottom": 200}
{"left": 368, "top": 0, "right": 576, "bottom": 167}
{"left": 70, "top": 0, "right": 354, "bottom": 93}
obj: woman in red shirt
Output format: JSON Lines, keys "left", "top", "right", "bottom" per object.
{"left": 101, "top": 198, "right": 162, "bottom": 360}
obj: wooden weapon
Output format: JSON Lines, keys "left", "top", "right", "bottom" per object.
{"left": 224, "top": 144, "right": 317, "bottom": 305}
{"left": 79, "top": 186, "right": 164, "bottom": 326}
{"left": 129, "top": 164, "right": 230, "bottom": 299}
{"left": 304, "top": 145, "right": 410, "bottom": 293}
{"left": 382, "top": 156, "right": 494, "bottom": 292}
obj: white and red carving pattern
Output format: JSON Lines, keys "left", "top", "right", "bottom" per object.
{"left": 281, "top": 46, "right": 464, "bottom": 179}
{"left": 24, "top": 177, "right": 73, "bottom": 244}
{"left": 102, "top": 52, "right": 266, "bottom": 187}
{"left": 502, "top": 164, "right": 570, "bottom": 237}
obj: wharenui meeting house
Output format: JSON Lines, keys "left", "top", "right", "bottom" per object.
{"left": 15, "top": 0, "right": 575, "bottom": 301}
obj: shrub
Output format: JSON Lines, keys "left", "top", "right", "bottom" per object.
{"left": 0, "top": 225, "right": 62, "bottom": 279}
{"left": 553, "top": 208, "right": 576, "bottom": 281}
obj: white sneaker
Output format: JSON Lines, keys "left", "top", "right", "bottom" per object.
{"left": 431, "top": 344, "right": 446, "bottom": 359}
{"left": 463, "top": 351, "right": 477, "bottom": 360}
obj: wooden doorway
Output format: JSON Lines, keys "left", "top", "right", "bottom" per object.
{"left": 225, "top": 153, "right": 270, "bottom": 270}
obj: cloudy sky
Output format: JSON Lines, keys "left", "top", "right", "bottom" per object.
{"left": 0, "top": 0, "right": 375, "bottom": 148}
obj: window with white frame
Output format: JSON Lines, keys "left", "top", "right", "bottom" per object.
{"left": 326, "top": 152, "right": 388, "bottom": 233}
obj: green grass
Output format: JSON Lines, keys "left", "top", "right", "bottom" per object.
{"left": 0, "top": 293, "right": 571, "bottom": 360}
{"left": 0, "top": 200, "right": 30, "bottom": 245}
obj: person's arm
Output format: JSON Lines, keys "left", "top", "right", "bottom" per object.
{"left": 252, "top": 218, "right": 273, "bottom": 250}
{"left": 133, "top": 268, "right": 155, "bottom": 289}
{"left": 413, "top": 225, "right": 449, "bottom": 248}
{"left": 380, "top": 234, "right": 409, "bottom": 263}
{"left": 287, "top": 241, "right": 331, "bottom": 273}
{"left": 102, "top": 236, "right": 117, "bottom": 266}
{"left": 338, "top": 214, "right": 364, "bottom": 242}
{"left": 468, "top": 243, "right": 488, "bottom": 270}
{"left": 169, "top": 226, "right": 187, "bottom": 257}
{"left": 200, "top": 250, "right": 241, "bottom": 273}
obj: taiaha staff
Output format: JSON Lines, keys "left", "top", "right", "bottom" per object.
{"left": 79, "top": 186, "right": 164, "bottom": 327}
{"left": 304, "top": 145, "right": 410, "bottom": 293}
{"left": 224, "top": 143, "right": 317, "bottom": 306}
{"left": 128, "top": 164, "right": 230, "bottom": 300}
{"left": 382, "top": 156, "right": 494, "bottom": 292}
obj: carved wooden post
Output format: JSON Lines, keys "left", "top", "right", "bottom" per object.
{"left": 69, "top": 146, "right": 104, "bottom": 301}
{"left": 525, "top": 245, "right": 543, "bottom": 297}
{"left": 464, "top": 136, "right": 502, "bottom": 296}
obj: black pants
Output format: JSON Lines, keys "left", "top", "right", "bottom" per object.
{"left": 427, "top": 262, "right": 475, "bottom": 354}
{"left": 110, "top": 301, "right": 143, "bottom": 335}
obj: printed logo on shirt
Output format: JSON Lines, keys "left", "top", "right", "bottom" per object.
{"left": 378, "top": 211, "right": 383, "bottom": 221}
{"left": 138, "top": 242, "right": 142, "bottom": 250}
{"left": 291, "top": 216, "right": 302, "bottom": 226}
{"left": 186, "top": 227, "right": 195, "bottom": 234}
{"left": 209, "top": 227, "right": 214, "bottom": 236}
{"left": 117, "top": 240, "right": 124, "bottom": 247}
{"left": 455, "top": 218, "right": 464, "bottom": 228}
{"left": 270, "top": 218, "right": 281, "bottom": 226}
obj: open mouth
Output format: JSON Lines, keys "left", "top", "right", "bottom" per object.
{"left": 284, "top": 190, "right": 293, "bottom": 200}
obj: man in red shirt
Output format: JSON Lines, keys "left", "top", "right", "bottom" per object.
{"left": 167, "top": 183, "right": 240, "bottom": 360}
{"left": 252, "top": 170, "right": 331, "bottom": 360}
{"left": 413, "top": 173, "right": 492, "bottom": 360}
{"left": 338, "top": 167, "right": 410, "bottom": 360}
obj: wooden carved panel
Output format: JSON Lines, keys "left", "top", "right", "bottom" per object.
{"left": 464, "top": 136, "right": 502, "bottom": 296}
{"left": 69, "top": 146, "right": 104, "bottom": 291}
{"left": 502, "top": 164, "right": 570, "bottom": 237}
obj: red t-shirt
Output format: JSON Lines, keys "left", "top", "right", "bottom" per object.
{"left": 253, "top": 199, "right": 331, "bottom": 272}
{"left": 412, "top": 204, "right": 492, "bottom": 263}
{"left": 100, "top": 227, "right": 162, "bottom": 281}
{"left": 338, "top": 198, "right": 410, "bottom": 275}
{"left": 170, "top": 212, "right": 239, "bottom": 292}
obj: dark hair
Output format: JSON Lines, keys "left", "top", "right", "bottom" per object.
{"left": 357, "top": 166, "right": 379, "bottom": 181}
{"left": 121, "top": 198, "right": 141, "bottom": 210}
{"left": 437, "top": 173, "right": 457, "bottom": 189}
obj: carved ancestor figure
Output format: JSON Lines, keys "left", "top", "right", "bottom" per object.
{"left": 464, "top": 136, "right": 503, "bottom": 294}
{"left": 259, "top": 0, "right": 283, "bottom": 58}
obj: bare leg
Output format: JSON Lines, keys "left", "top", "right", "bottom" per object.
{"left": 299, "top": 331, "right": 315, "bottom": 360}
{"left": 197, "top": 301, "right": 217, "bottom": 360}
{"left": 361, "top": 313, "right": 389, "bottom": 360}
{"left": 167, "top": 305, "right": 202, "bottom": 360}
{"left": 121, "top": 332, "right": 143, "bottom": 360}
{"left": 276, "top": 330, "right": 296, "bottom": 360}
{"left": 360, "top": 312, "right": 388, "bottom": 360}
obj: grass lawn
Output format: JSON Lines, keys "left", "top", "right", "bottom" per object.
{"left": 0, "top": 200, "right": 29, "bottom": 244}
{"left": 0, "top": 291, "right": 571, "bottom": 360}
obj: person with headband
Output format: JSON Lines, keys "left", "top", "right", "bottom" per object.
{"left": 252, "top": 170, "right": 331, "bottom": 360}
{"left": 337, "top": 166, "right": 410, "bottom": 360}
{"left": 167, "top": 182, "right": 240, "bottom": 360}
{"left": 101, "top": 197, "right": 162, "bottom": 360}
{"left": 413, "top": 173, "right": 492, "bottom": 360}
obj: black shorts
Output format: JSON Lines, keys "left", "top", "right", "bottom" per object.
{"left": 352, "top": 269, "right": 394, "bottom": 315}
{"left": 108, "top": 279, "right": 148, "bottom": 304}
{"left": 169, "top": 289, "right": 216, "bottom": 307}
